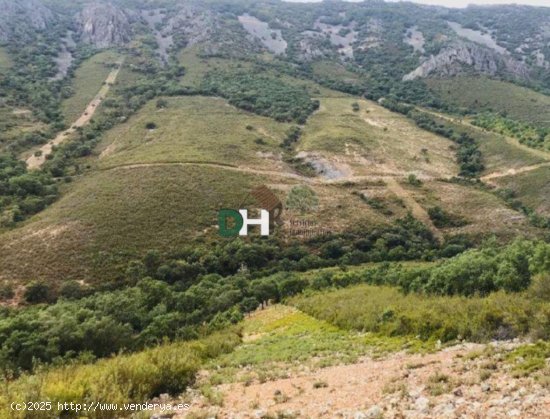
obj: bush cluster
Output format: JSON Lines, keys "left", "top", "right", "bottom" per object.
{"left": 0, "top": 154, "right": 58, "bottom": 226}
{"left": 0, "top": 330, "right": 240, "bottom": 419}
{"left": 200, "top": 71, "right": 320, "bottom": 123}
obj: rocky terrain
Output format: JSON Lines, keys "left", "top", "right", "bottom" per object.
{"left": 75, "top": 2, "right": 133, "bottom": 48}
{"left": 152, "top": 306, "right": 550, "bottom": 419}
{"left": 1, "top": 1, "right": 549, "bottom": 86}
{"left": 0, "top": 0, "right": 53, "bottom": 42}
{"left": 404, "top": 41, "right": 530, "bottom": 81}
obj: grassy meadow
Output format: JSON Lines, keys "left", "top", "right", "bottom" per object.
{"left": 289, "top": 284, "right": 550, "bottom": 343}
{"left": 198, "top": 305, "right": 430, "bottom": 388}
{"left": 403, "top": 180, "right": 541, "bottom": 241}
{"left": 493, "top": 165, "right": 550, "bottom": 215}
{"left": 96, "top": 96, "right": 291, "bottom": 169}
{"left": 0, "top": 164, "right": 264, "bottom": 282}
{"left": 299, "top": 97, "right": 458, "bottom": 179}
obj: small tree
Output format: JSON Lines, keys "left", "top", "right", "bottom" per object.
{"left": 24, "top": 281, "right": 54, "bottom": 304}
{"left": 156, "top": 98, "right": 168, "bottom": 109}
{"left": 407, "top": 174, "right": 422, "bottom": 186}
{"left": 0, "top": 282, "right": 14, "bottom": 301}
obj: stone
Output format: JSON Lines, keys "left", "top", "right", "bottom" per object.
{"left": 365, "top": 405, "right": 383, "bottom": 418}
{"left": 414, "top": 397, "right": 430, "bottom": 413}
{"left": 253, "top": 410, "right": 267, "bottom": 419}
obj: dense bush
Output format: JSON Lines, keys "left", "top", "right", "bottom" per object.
{"left": 428, "top": 206, "right": 467, "bottom": 228}
{"left": 290, "top": 284, "right": 549, "bottom": 343}
{"left": 0, "top": 330, "right": 240, "bottom": 419}
{"left": 307, "top": 239, "right": 549, "bottom": 296}
{"left": 200, "top": 71, "right": 319, "bottom": 123}
{"left": 0, "top": 154, "right": 58, "bottom": 226}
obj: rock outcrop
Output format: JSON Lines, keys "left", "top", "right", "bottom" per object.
{"left": 166, "top": 5, "right": 217, "bottom": 48}
{"left": 404, "top": 41, "right": 530, "bottom": 81}
{"left": 75, "top": 2, "right": 133, "bottom": 48}
{"left": 0, "top": 0, "right": 54, "bottom": 41}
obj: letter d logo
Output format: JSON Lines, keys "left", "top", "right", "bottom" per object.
{"left": 218, "top": 209, "right": 243, "bottom": 237}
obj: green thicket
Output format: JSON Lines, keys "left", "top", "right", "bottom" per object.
{"left": 0, "top": 330, "right": 241, "bottom": 419}
{"left": 428, "top": 206, "right": 468, "bottom": 228}
{"left": 200, "top": 71, "right": 320, "bottom": 123}
{"left": 290, "top": 283, "right": 550, "bottom": 344}
{"left": 0, "top": 155, "right": 58, "bottom": 226}
{"left": 312, "top": 239, "right": 549, "bottom": 296}
{"left": 473, "top": 113, "right": 550, "bottom": 151}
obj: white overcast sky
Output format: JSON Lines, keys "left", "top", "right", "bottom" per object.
{"left": 283, "top": 0, "right": 550, "bottom": 8}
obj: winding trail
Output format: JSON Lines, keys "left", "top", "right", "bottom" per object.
{"left": 106, "top": 161, "right": 435, "bottom": 185}
{"left": 481, "top": 162, "right": 550, "bottom": 183}
{"left": 25, "top": 60, "right": 123, "bottom": 170}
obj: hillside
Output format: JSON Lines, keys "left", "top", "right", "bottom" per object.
{"left": 173, "top": 304, "right": 550, "bottom": 418}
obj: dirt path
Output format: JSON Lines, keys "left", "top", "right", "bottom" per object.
{"left": 108, "top": 161, "right": 438, "bottom": 185}
{"left": 25, "top": 61, "right": 123, "bottom": 170}
{"left": 110, "top": 161, "right": 444, "bottom": 238}
{"left": 481, "top": 162, "right": 550, "bottom": 183}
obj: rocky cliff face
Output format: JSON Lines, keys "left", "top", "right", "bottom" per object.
{"left": 403, "top": 41, "right": 530, "bottom": 81}
{"left": 75, "top": 2, "right": 133, "bottom": 48}
{"left": 166, "top": 5, "right": 217, "bottom": 48}
{"left": 0, "top": 0, "right": 54, "bottom": 42}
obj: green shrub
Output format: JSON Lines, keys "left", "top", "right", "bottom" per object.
{"left": 286, "top": 185, "right": 319, "bottom": 213}
{"left": 427, "top": 206, "right": 467, "bottom": 228}
{"left": 0, "top": 330, "right": 241, "bottom": 419}
{"left": 23, "top": 281, "right": 54, "bottom": 304}
{"left": 407, "top": 174, "right": 422, "bottom": 186}
{"left": 0, "top": 282, "right": 14, "bottom": 301}
{"left": 289, "top": 284, "right": 548, "bottom": 343}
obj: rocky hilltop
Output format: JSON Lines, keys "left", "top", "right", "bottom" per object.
{"left": 404, "top": 41, "right": 531, "bottom": 81}
{"left": 75, "top": 2, "right": 133, "bottom": 48}
{"left": 0, "top": 0, "right": 54, "bottom": 41}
